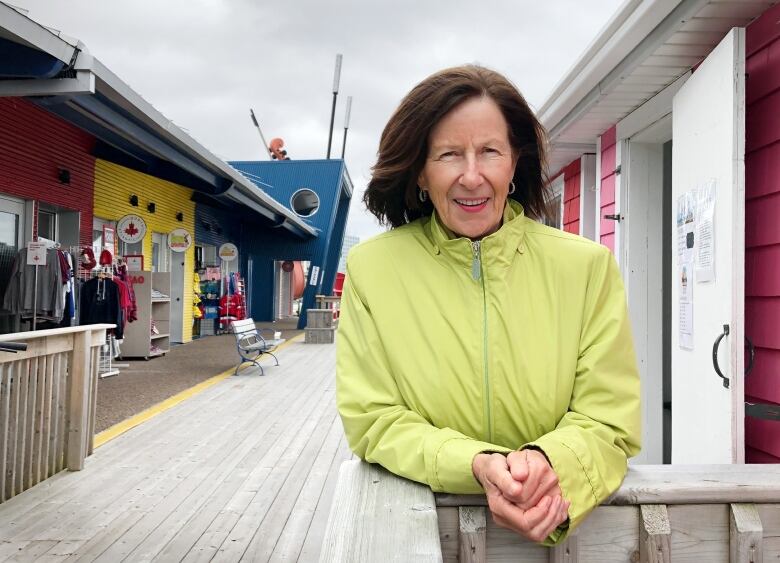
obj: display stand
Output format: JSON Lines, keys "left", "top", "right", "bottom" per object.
{"left": 122, "top": 271, "right": 171, "bottom": 359}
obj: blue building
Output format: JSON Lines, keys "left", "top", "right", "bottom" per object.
{"left": 229, "top": 159, "right": 353, "bottom": 329}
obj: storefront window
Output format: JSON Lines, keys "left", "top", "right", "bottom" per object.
{"left": 152, "top": 232, "right": 169, "bottom": 272}
{"left": 38, "top": 209, "right": 57, "bottom": 241}
{"left": 120, "top": 240, "right": 143, "bottom": 257}
{"left": 92, "top": 217, "right": 116, "bottom": 269}
{"left": 0, "top": 206, "right": 21, "bottom": 334}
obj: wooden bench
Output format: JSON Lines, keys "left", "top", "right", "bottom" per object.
{"left": 319, "top": 460, "right": 780, "bottom": 562}
{"left": 231, "top": 318, "right": 285, "bottom": 376}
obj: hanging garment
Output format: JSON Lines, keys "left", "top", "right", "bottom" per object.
{"left": 79, "top": 276, "right": 123, "bottom": 339}
{"left": 2, "top": 248, "right": 65, "bottom": 323}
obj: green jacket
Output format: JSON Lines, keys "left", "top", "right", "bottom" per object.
{"left": 336, "top": 201, "right": 641, "bottom": 544}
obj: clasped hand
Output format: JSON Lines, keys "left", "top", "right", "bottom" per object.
{"left": 472, "top": 449, "right": 571, "bottom": 543}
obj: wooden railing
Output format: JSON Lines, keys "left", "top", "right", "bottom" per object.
{"left": 320, "top": 460, "right": 780, "bottom": 562}
{"left": 0, "top": 324, "right": 113, "bottom": 504}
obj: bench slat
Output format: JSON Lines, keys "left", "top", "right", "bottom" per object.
{"left": 319, "top": 460, "right": 442, "bottom": 562}
{"left": 231, "top": 319, "right": 256, "bottom": 332}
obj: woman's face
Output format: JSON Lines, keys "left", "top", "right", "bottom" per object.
{"left": 418, "top": 96, "right": 517, "bottom": 240}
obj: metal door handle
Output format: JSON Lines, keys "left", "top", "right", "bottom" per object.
{"left": 603, "top": 213, "right": 623, "bottom": 222}
{"left": 712, "top": 324, "right": 730, "bottom": 388}
{"left": 712, "top": 325, "right": 756, "bottom": 389}
{"left": 745, "top": 336, "right": 755, "bottom": 376}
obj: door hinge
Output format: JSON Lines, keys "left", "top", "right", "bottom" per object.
{"left": 603, "top": 213, "right": 623, "bottom": 222}
{"left": 745, "top": 402, "right": 780, "bottom": 421}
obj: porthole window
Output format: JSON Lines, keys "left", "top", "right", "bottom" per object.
{"left": 290, "top": 188, "right": 320, "bottom": 217}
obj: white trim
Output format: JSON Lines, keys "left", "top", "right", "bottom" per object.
{"left": 615, "top": 139, "right": 624, "bottom": 270}
{"left": 580, "top": 154, "right": 597, "bottom": 241}
{"left": 0, "top": 70, "right": 94, "bottom": 97}
{"left": 617, "top": 72, "right": 690, "bottom": 142}
{"left": 0, "top": 2, "right": 78, "bottom": 63}
{"left": 595, "top": 136, "right": 602, "bottom": 242}
{"left": 622, "top": 140, "right": 665, "bottom": 464}
{"left": 731, "top": 28, "right": 747, "bottom": 464}
{"left": 540, "top": 0, "right": 709, "bottom": 140}
{"left": 550, "top": 174, "right": 565, "bottom": 230}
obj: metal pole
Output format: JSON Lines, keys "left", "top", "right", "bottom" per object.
{"left": 340, "top": 128, "right": 348, "bottom": 160}
{"left": 326, "top": 54, "right": 342, "bottom": 159}
{"left": 250, "top": 109, "right": 273, "bottom": 160}
{"left": 32, "top": 264, "right": 38, "bottom": 329}
{"left": 341, "top": 96, "right": 352, "bottom": 159}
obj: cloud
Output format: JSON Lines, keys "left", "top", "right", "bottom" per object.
{"left": 15, "top": 0, "right": 624, "bottom": 239}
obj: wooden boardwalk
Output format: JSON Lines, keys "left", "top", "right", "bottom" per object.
{"left": 0, "top": 341, "right": 352, "bottom": 562}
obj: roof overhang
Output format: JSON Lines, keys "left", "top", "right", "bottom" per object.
{"left": 0, "top": 1, "right": 316, "bottom": 239}
{"left": 539, "top": 0, "right": 773, "bottom": 174}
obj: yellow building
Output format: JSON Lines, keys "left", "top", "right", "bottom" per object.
{"left": 93, "top": 159, "right": 196, "bottom": 344}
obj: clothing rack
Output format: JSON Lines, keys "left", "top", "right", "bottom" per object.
{"left": 79, "top": 256, "right": 130, "bottom": 376}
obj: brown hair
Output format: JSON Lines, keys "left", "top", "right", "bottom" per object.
{"left": 364, "top": 64, "right": 551, "bottom": 228}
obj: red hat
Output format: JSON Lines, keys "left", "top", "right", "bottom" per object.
{"left": 80, "top": 247, "right": 96, "bottom": 270}
{"left": 99, "top": 249, "right": 113, "bottom": 266}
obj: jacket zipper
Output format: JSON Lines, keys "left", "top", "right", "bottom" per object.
{"left": 471, "top": 241, "right": 492, "bottom": 442}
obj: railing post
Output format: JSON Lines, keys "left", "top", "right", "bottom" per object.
{"left": 729, "top": 503, "right": 763, "bottom": 563}
{"left": 549, "top": 528, "right": 578, "bottom": 563}
{"left": 458, "top": 506, "right": 486, "bottom": 562}
{"left": 66, "top": 330, "right": 91, "bottom": 470}
{"left": 640, "top": 504, "right": 671, "bottom": 563}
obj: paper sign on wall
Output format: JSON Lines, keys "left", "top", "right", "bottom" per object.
{"left": 309, "top": 265, "right": 320, "bottom": 286}
{"left": 695, "top": 181, "right": 716, "bottom": 283}
{"left": 678, "top": 263, "right": 694, "bottom": 350}
{"left": 676, "top": 191, "right": 696, "bottom": 350}
{"left": 103, "top": 226, "right": 116, "bottom": 252}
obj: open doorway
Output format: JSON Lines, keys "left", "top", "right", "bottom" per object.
{"left": 620, "top": 116, "right": 672, "bottom": 465}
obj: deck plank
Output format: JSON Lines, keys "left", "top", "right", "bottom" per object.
{"left": 0, "top": 342, "right": 346, "bottom": 563}
{"left": 295, "top": 437, "right": 353, "bottom": 563}
{"left": 126, "top": 356, "right": 336, "bottom": 561}
{"left": 209, "top": 394, "right": 338, "bottom": 561}
{"left": 260, "top": 408, "right": 344, "bottom": 562}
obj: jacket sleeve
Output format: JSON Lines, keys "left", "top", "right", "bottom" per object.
{"left": 524, "top": 247, "right": 641, "bottom": 544}
{"left": 336, "top": 257, "right": 512, "bottom": 494}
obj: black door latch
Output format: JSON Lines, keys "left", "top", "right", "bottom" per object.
{"left": 603, "top": 213, "right": 623, "bottom": 222}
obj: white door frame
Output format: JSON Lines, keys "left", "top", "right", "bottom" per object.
{"left": 614, "top": 74, "right": 690, "bottom": 464}
{"left": 579, "top": 155, "right": 597, "bottom": 241}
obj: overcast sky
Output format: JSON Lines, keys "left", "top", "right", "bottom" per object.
{"left": 13, "top": 0, "right": 624, "bottom": 240}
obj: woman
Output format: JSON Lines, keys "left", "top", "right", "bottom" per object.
{"left": 336, "top": 65, "right": 640, "bottom": 545}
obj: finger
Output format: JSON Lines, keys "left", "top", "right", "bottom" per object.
{"left": 519, "top": 472, "right": 560, "bottom": 511}
{"left": 486, "top": 486, "right": 527, "bottom": 530}
{"left": 507, "top": 450, "right": 529, "bottom": 482}
{"left": 559, "top": 500, "right": 571, "bottom": 523}
{"left": 518, "top": 495, "right": 553, "bottom": 530}
{"left": 488, "top": 456, "right": 523, "bottom": 501}
{"left": 478, "top": 454, "right": 508, "bottom": 495}
{"left": 516, "top": 454, "right": 545, "bottom": 506}
{"left": 528, "top": 496, "right": 563, "bottom": 543}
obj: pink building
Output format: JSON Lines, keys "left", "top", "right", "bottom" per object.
{"left": 541, "top": 1, "right": 780, "bottom": 464}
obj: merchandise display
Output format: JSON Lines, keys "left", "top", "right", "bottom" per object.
{"left": 121, "top": 271, "right": 171, "bottom": 359}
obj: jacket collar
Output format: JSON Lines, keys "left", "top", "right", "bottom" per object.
{"left": 424, "top": 199, "right": 528, "bottom": 269}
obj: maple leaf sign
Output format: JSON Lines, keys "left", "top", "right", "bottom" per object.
{"left": 124, "top": 222, "right": 139, "bottom": 238}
